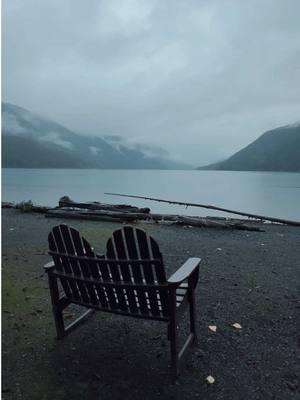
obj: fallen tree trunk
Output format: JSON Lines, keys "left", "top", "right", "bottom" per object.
{"left": 2, "top": 202, "right": 15, "bottom": 208}
{"left": 45, "top": 211, "right": 124, "bottom": 223}
{"left": 46, "top": 207, "right": 263, "bottom": 231}
{"left": 174, "top": 216, "right": 263, "bottom": 231}
{"left": 4, "top": 197, "right": 263, "bottom": 231}
{"left": 150, "top": 214, "right": 262, "bottom": 231}
{"left": 59, "top": 196, "right": 150, "bottom": 214}
{"left": 1, "top": 200, "right": 51, "bottom": 213}
{"left": 47, "top": 209, "right": 148, "bottom": 222}
{"left": 105, "top": 192, "right": 300, "bottom": 227}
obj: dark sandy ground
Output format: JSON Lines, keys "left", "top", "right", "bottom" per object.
{"left": 2, "top": 208, "right": 300, "bottom": 400}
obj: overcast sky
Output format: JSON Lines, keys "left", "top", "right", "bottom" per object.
{"left": 2, "top": 0, "right": 300, "bottom": 165}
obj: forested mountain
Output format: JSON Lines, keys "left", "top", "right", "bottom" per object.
{"left": 2, "top": 102, "right": 189, "bottom": 169}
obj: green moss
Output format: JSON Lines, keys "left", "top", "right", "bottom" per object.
{"left": 80, "top": 226, "right": 114, "bottom": 238}
{"left": 3, "top": 277, "right": 45, "bottom": 311}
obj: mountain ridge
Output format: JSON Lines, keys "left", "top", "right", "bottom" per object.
{"left": 198, "top": 124, "right": 300, "bottom": 172}
{"left": 2, "top": 102, "right": 190, "bottom": 170}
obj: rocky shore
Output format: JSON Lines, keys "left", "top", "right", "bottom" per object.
{"left": 2, "top": 208, "right": 300, "bottom": 400}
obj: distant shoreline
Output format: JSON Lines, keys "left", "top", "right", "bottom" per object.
{"left": 3, "top": 166, "right": 300, "bottom": 173}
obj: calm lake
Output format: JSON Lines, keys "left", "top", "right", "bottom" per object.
{"left": 2, "top": 168, "right": 300, "bottom": 220}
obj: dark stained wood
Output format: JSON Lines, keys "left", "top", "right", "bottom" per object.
{"left": 122, "top": 227, "right": 149, "bottom": 315}
{"left": 169, "top": 287, "right": 178, "bottom": 377}
{"left": 51, "top": 271, "right": 168, "bottom": 289}
{"left": 113, "top": 229, "right": 139, "bottom": 313}
{"left": 68, "top": 226, "right": 99, "bottom": 306}
{"left": 123, "top": 226, "right": 138, "bottom": 259}
{"left": 106, "top": 230, "right": 131, "bottom": 312}
{"left": 98, "top": 261, "right": 119, "bottom": 310}
{"left": 48, "top": 229, "right": 72, "bottom": 298}
{"left": 86, "top": 257, "right": 108, "bottom": 308}
{"left": 59, "top": 225, "right": 90, "bottom": 304}
{"left": 45, "top": 224, "right": 201, "bottom": 377}
{"left": 148, "top": 235, "right": 168, "bottom": 315}
{"left": 108, "top": 228, "right": 141, "bottom": 314}
{"left": 188, "top": 285, "right": 197, "bottom": 343}
{"left": 136, "top": 229, "right": 153, "bottom": 282}
{"left": 48, "top": 251, "right": 160, "bottom": 263}
{"left": 50, "top": 296, "right": 169, "bottom": 321}
{"left": 51, "top": 225, "right": 81, "bottom": 301}
{"left": 135, "top": 228, "right": 161, "bottom": 316}
{"left": 47, "top": 271, "right": 65, "bottom": 338}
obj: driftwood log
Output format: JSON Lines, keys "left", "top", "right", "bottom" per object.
{"left": 47, "top": 200, "right": 263, "bottom": 231}
{"left": 2, "top": 198, "right": 263, "bottom": 231}
{"left": 2, "top": 202, "right": 15, "bottom": 208}
{"left": 58, "top": 196, "right": 150, "bottom": 214}
{"left": 105, "top": 192, "right": 300, "bottom": 227}
{"left": 1, "top": 201, "right": 51, "bottom": 213}
{"left": 46, "top": 209, "right": 146, "bottom": 222}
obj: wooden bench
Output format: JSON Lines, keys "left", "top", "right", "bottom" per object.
{"left": 45, "top": 224, "right": 201, "bottom": 377}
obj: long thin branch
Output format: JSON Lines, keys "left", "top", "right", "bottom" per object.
{"left": 104, "top": 192, "right": 300, "bottom": 227}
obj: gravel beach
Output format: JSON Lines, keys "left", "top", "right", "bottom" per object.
{"left": 2, "top": 208, "right": 300, "bottom": 400}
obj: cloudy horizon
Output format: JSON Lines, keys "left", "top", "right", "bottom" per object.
{"left": 2, "top": 0, "right": 300, "bottom": 165}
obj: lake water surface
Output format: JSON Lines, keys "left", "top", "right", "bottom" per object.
{"left": 2, "top": 168, "right": 300, "bottom": 220}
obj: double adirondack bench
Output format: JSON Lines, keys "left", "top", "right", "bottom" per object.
{"left": 45, "top": 224, "right": 201, "bottom": 377}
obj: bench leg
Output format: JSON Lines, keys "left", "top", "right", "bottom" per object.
{"left": 167, "top": 285, "right": 198, "bottom": 379}
{"left": 53, "top": 304, "right": 66, "bottom": 339}
{"left": 169, "top": 316, "right": 178, "bottom": 379}
{"left": 48, "top": 273, "right": 94, "bottom": 339}
{"left": 189, "top": 288, "right": 198, "bottom": 344}
{"left": 168, "top": 288, "right": 179, "bottom": 379}
{"left": 48, "top": 273, "right": 67, "bottom": 338}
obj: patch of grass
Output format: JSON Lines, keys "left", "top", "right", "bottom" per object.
{"left": 2, "top": 275, "right": 46, "bottom": 313}
{"left": 2, "top": 274, "right": 55, "bottom": 350}
{"left": 80, "top": 226, "right": 114, "bottom": 239}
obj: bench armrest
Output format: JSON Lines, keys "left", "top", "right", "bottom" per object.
{"left": 167, "top": 257, "right": 201, "bottom": 286}
{"left": 44, "top": 261, "right": 55, "bottom": 272}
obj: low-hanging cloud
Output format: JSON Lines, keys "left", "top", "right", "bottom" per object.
{"left": 2, "top": 0, "right": 300, "bottom": 165}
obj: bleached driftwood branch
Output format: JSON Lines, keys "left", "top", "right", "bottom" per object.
{"left": 104, "top": 192, "right": 300, "bottom": 227}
